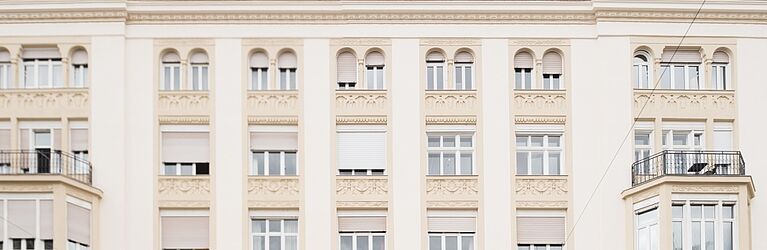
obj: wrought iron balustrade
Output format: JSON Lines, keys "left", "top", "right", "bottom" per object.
{"left": 0, "top": 150, "right": 92, "bottom": 185}
{"left": 632, "top": 150, "right": 745, "bottom": 187}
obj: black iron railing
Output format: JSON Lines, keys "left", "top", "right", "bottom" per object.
{"left": 0, "top": 150, "right": 92, "bottom": 184}
{"left": 632, "top": 150, "right": 745, "bottom": 187}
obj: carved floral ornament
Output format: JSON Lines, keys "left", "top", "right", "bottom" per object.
{"left": 0, "top": 90, "right": 89, "bottom": 110}
{"left": 426, "top": 178, "right": 479, "bottom": 196}
{"left": 633, "top": 91, "right": 736, "bottom": 114}
{"left": 336, "top": 92, "right": 388, "bottom": 114}
{"left": 515, "top": 178, "right": 568, "bottom": 196}
{"left": 158, "top": 92, "right": 210, "bottom": 112}
{"left": 158, "top": 178, "right": 211, "bottom": 195}
{"left": 336, "top": 178, "right": 388, "bottom": 196}
{"left": 248, "top": 178, "right": 300, "bottom": 196}
{"left": 247, "top": 92, "right": 299, "bottom": 114}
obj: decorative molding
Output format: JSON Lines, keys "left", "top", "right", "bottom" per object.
{"left": 247, "top": 91, "right": 300, "bottom": 116}
{"left": 515, "top": 178, "right": 568, "bottom": 196}
{"left": 426, "top": 201, "right": 479, "bottom": 208}
{"left": 0, "top": 184, "right": 54, "bottom": 192}
{"left": 158, "top": 177, "right": 211, "bottom": 196}
{"left": 158, "top": 116, "right": 210, "bottom": 125}
{"left": 331, "top": 39, "right": 391, "bottom": 46}
{"left": 336, "top": 116, "right": 387, "bottom": 125}
{"left": 0, "top": 89, "right": 89, "bottom": 117}
{"left": 513, "top": 90, "right": 568, "bottom": 115}
{"left": 335, "top": 91, "right": 388, "bottom": 115}
{"left": 425, "top": 115, "right": 477, "bottom": 125}
{"left": 242, "top": 39, "right": 304, "bottom": 46}
{"left": 248, "top": 116, "right": 299, "bottom": 125}
{"left": 0, "top": 10, "right": 127, "bottom": 24}
{"left": 514, "top": 115, "right": 566, "bottom": 124}
{"left": 336, "top": 201, "right": 389, "bottom": 208}
{"left": 595, "top": 10, "right": 767, "bottom": 24}
{"left": 248, "top": 178, "right": 300, "bottom": 196}
{"left": 158, "top": 200, "right": 210, "bottom": 208}
{"left": 632, "top": 188, "right": 659, "bottom": 203}
{"left": 516, "top": 200, "right": 568, "bottom": 208}
{"left": 426, "top": 177, "right": 479, "bottom": 196}
{"left": 424, "top": 91, "right": 479, "bottom": 115}
{"left": 510, "top": 39, "right": 571, "bottom": 46}
{"left": 633, "top": 90, "right": 736, "bottom": 118}
{"left": 672, "top": 185, "right": 739, "bottom": 193}
{"left": 157, "top": 91, "right": 211, "bottom": 116}
{"left": 336, "top": 178, "right": 388, "bottom": 196}
{"left": 248, "top": 200, "right": 300, "bottom": 208}
{"left": 420, "top": 39, "right": 481, "bottom": 46}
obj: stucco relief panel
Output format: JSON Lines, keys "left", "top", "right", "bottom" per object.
{"left": 633, "top": 90, "right": 736, "bottom": 118}
{"left": 0, "top": 89, "right": 89, "bottom": 117}
{"left": 157, "top": 177, "right": 211, "bottom": 207}
{"left": 248, "top": 177, "right": 300, "bottom": 208}
{"left": 157, "top": 91, "right": 210, "bottom": 116}
{"left": 426, "top": 177, "right": 479, "bottom": 208}
{"left": 515, "top": 177, "right": 569, "bottom": 207}
{"left": 512, "top": 90, "right": 567, "bottom": 115}
{"left": 335, "top": 91, "right": 388, "bottom": 116}
{"left": 247, "top": 91, "right": 300, "bottom": 116}
{"left": 424, "top": 91, "right": 478, "bottom": 116}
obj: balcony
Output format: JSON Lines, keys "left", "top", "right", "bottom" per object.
{"left": 631, "top": 150, "right": 746, "bottom": 187}
{"left": 0, "top": 88, "right": 89, "bottom": 118}
{"left": 0, "top": 150, "right": 92, "bottom": 185}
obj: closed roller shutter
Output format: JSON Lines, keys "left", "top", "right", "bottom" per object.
{"left": 251, "top": 132, "right": 297, "bottom": 151}
{"left": 8, "top": 200, "right": 36, "bottom": 238}
{"left": 22, "top": 48, "right": 60, "bottom": 59}
{"left": 337, "top": 52, "right": 357, "bottom": 83}
{"left": 162, "top": 132, "right": 210, "bottom": 162}
{"left": 516, "top": 216, "right": 566, "bottom": 244}
{"left": 0, "top": 129, "right": 9, "bottom": 149}
{"left": 455, "top": 52, "right": 473, "bottom": 63}
{"left": 278, "top": 52, "right": 297, "bottom": 68}
{"left": 162, "top": 216, "right": 209, "bottom": 249}
{"left": 427, "top": 216, "right": 476, "bottom": 233}
{"left": 514, "top": 52, "right": 533, "bottom": 69}
{"left": 250, "top": 52, "right": 269, "bottom": 68}
{"left": 338, "top": 216, "right": 387, "bottom": 232}
{"left": 661, "top": 48, "right": 701, "bottom": 63}
{"left": 67, "top": 202, "right": 91, "bottom": 244}
{"left": 70, "top": 129, "right": 88, "bottom": 151}
{"left": 40, "top": 200, "right": 53, "bottom": 240}
{"left": 366, "top": 52, "right": 385, "bottom": 66}
{"left": 712, "top": 51, "right": 729, "bottom": 63}
{"left": 337, "top": 131, "right": 385, "bottom": 170}
{"left": 71, "top": 50, "right": 88, "bottom": 65}
{"left": 542, "top": 52, "right": 563, "bottom": 74}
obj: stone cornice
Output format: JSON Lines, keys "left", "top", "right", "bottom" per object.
{"left": 0, "top": 10, "right": 126, "bottom": 24}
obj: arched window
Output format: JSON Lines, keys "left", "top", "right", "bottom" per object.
{"left": 542, "top": 52, "right": 563, "bottom": 90}
{"left": 365, "top": 51, "right": 385, "bottom": 90}
{"left": 633, "top": 51, "right": 651, "bottom": 89}
{"left": 337, "top": 51, "right": 357, "bottom": 89}
{"left": 189, "top": 51, "right": 209, "bottom": 91}
{"left": 712, "top": 51, "right": 730, "bottom": 90}
{"left": 660, "top": 48, "right": 702, "bottom": 90}
{"left": 70, "top": 49, "right": 88, "bottom": 88}
{"left": 161, "top": 51, "right": 181, "bottom": 90}
{"left": 0, "top": 49, "right": 10, "bottom": 89}
{"left": 454, "top": 51, "right": 474, "bottom": 90}
{"left": 426, "top": 51, "right": 445, "bottom": 90}
{"left": 22, "top": 47, "right": 62, "bottom": 88}
{"left": 250, "top": 52, "right": 269, "bottom": 90}
{"left": 514, "top": 52, "right": 533, "bottom": 89}
{"left": 277, "top": 52, "right": 297, "bottom": 90}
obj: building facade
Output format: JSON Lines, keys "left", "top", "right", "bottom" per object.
{"left": 0, "top": 0, "right": 764, "bottom": 249}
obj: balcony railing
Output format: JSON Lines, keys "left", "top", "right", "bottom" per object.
{"left": 0, "top": 150, "right": 92, "bottom": 185}
{"left": 631, "top": 150, "right": 745, "bottom": 187}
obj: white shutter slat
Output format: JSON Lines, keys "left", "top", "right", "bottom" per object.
{"left": 517, "top": 216, "right": 566, "bottom": 244}
{"left": 337, "top": 52, "right": 357, "bottom": 83}
{"left": 251, "top": 132, "right": 298, "bottom": 150}
{"left": 514, "top": 52, "right": 533, "bottom": 69}
{"left": 162, "top": 132, "right": 210, "bottom": 162}
{"left": 70, "top": 128, "right": 89, "bottom": 151}
{"left": 713, "top": 131, "right": 733, "bottom": 150}
{"left": 365, "top": 52, "right": 385, "bottom": 66}
{"left": 455, "top": 52, "right": 473, "bottom": 63}
{"left": 712, "top": 51, "right": 729, "bottom": 63}
{"left": 67, "top": 203, "right": 91, "bottom": 244}
{"left": 40, "top": 200, "right": 53, "bottom": 240}
{"left": 250, "top": 52, "right": 269, "bottom": 68}
{"left": 22, "top": 48, "right": 60, "bottom": 59}
{"left": 162, "top": 216, "right": 209, "bottom": 249}
{"left": 337, "top": 132, "right": 385, "bottom": 170}
{"left": 338, "top": 216, "right": 387, "bottom": 232}
{"left": 542, "top": 52, "right": 562, "bottom": 74}
{"left": 0, "top": 129, "right": 10, "bottom": 149}
{"left": 8, "top": 200, "right": 36, "bottom": 238}
{"left": 427, "top": 217, "right": 476, "bottom": 232}
{"left": 661, "top": 48, "right": 701, "bottom": 63}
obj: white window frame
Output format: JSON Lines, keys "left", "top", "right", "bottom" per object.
{"left": 542, "top": 74, "right": 561, "bottom": 90}
{"left": 672, "top": 197, "right": 737, "bottom": 250}
{"left": 162, "top": 162, "right": 199, "bottom": 176}
{"left": 517, "top": 244, "right": 563, "bottom": 250}
{"left": 70, "top": 63, "right": 88, "bottom": 88}
{"left": 660, "top": 64, "right": 702, "bottom": 90}
{"left": 365, "top": 65, "right": 385, "bottom": 90}
{"left": 454, "top": 62, "right": 473, "bottom": 90}
{"left": 634, "top": 206, "right": 659, "bottom": 250}
{"left": 21, "top": 128, "right": 61, "bottom": 174}
{"left": 278, "top": 68, "right": 297, "bottom": 90}
{"left": 711, "top": 63, "right": 729, "bottom": 90}
{"left": 0, "top": 195, "right": 55, "bottom": 250}
{"left": 338, "top": 169, "right": 385, "bottom": 176}
{"left": 250, "top": 218, "right": 298, "bottom": 250}
{"left": 427, "top": 233, "right": 475, "bottom": 250}
{"left": 250, "top": 151, "right": 298, "bottom": 176}
{"left": 189, "top": 63, "right": 208, "bottom": 91}
{"left": 1, "top": 62, "right": 12, "bottom": 89}
{"left": 339, "top": 232, "right": 386, "bottom": 250}
{"left": 250, "top": 67, "right": 269, "bottom": 90}
{"left": 67, "top": 241, "right": 89, "bottom": 250}
{"left": 633, "top": 52, "right": 651, "bottom": 89}
{"left": 427, "top": 133, "right": 475, "bottom": 176}
{"left": 426, "top": 61, "right": 446, "bottom": 90}
{"left": 662, "top": 129, "right": 705, "bottom": 151}
{"left": 634, "top": 130, "right": 653, "bottom": 161}
{"left": 515, "top": 68, "right": 533, "bottom": 90}
{"left": 22, "top": 59, "right": 63, "bottom": 88}
{"left": 161, "top": 62, "right": 181, "bottom": 91}
{"left": 516, "top": 134, "right": 564, "bottom": 176}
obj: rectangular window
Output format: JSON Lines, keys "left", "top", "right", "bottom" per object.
{"left": 634, "top": 131, "right": 652, "bottom": 161}
{"left": 161, "top": 130, "right": 210, "bottom": 176}
{"left": 673, "top": 205, "right": 684, "bottom": 250}
{"left": 518, "top": 245, "right": 563, "bottom": 250}
{"left": 635, "top": 207, "right": 659, "bottom": 250}
{"left": 660, "top": 64, "right": 701, "bottom": 90}
{"left": 279, "top": 68, "right": 297, "bottom": 90}
{"left": 161, "top": 211, "right": 209, "bottom": 250}
{"left": 427, "top": 63, "right": 445, "bottom": 90}
{"left": 250, "top": 130, "right": 298, "bottom": 176}
{"left": 251, "top": 67, "right": 269, "bottom": 90}
{"left": 516, "top": 134, "right": 563, "bottom": 175}
{"left": 366, "top": 66, "right": 385, "bottom": 90}
{"left": 673, "top": 201, "right": 736, "bottom": 250}
{"left": 515, "top": 68, "right": 532, "bottom": 89}
{"left": 634, "top": 63, "right": 649, "bottom": 89}
{"left": 190, "top": 64, "right": 208, "bottom": 91}
{"left": 338, "top": 212, "right": 386, "bottom": 250}
{"left": 68, "top": 241, "right": 90, "bottom": 250}
{"left": 0, "top": 63, "right": 10, "bottom": 89}
{"left": 427, "top": 134, "right": 474, "bottom": 175}
{"left": 516, "top": 210, "right": 565, "bottom": 246}
{"left": 252, "top": 151, "right": 296, "bottom": 176}
{"left": 340, "top": 233, "right": 385, "bottom": 250}
{"left": 542, "top": 74, "right": 561, "bottom": 90}
{"left": 161, "top": 63, "right": 181, "bottom": 90}
{"left": 71, "top": 64, "right": 88, "bottom": 88}
{"left": 454, "top": 63, "right": 473, "bottom": 90}
{"left": 427, "top": 211, "right": 476, "bottom": 250}
{"left": 23, "top": 59, "right": 63, "bottom": 88}
{"left": 428, "top": 234, "right": 474, "bottom": 250}
{"left": 337, "top": 128, "right": 386, "bottom": 175}
{"left": 252, "top": 219, "right": 298, "bottom": 250}
{"left": 712, "top": 63, "right": 728, "bottom": 90}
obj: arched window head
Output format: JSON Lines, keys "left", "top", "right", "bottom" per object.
{"left": 514, "top": 52, "right": 533, "bottom": 89}
{"left": 189, "top": 51, "right": 209, "bottom": 91}
{"left": 426, "top": 51, "right": 445, "bottom": 62}
{"left": 277, "top": 52, "right": 297, "bottom": 90}
{"left": 250, "top": 52, "right": 269, "bottom": 90}
{"left": 337, "top": 51, "right": 357, "bottom": 89}
{"left": 633, "top": 51, "right": 651, "bottom": 89}
{"left": 365, "top": 51, "right": 385, "bottom": 90}
{"left": 712, "top": 51, "right": 730, "bottom": 90}
{"left": 426, "top": 51, "right": 446, "bottom": 90}
{"left": 161, "top": 51, "right": 181, "bottom": 90}
{"left": 162, "top": 52, "right": 180, "bottom": 63}
{"left": 71, "top": 49, "right": 89, "bottom": 88}
{"left": 542, "top": 52, "right": 563, "bottom": 90}
{"left": 0, "top": 49, "right": 10, "bottom": 89}
{"left": 454, "top": 51, "right": 474, "bottom": 90}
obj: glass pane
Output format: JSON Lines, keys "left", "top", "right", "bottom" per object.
{"left": 367, "top": 68, "right": 375, "bottom": 89}
{"left": 286, "top": 236, "right": 298, "bottom": 250}
{"left": 260, "top": 70, "right": 268, "bottom": 90}
{"left": 373, "top": 236, "right": 385, "bottom": 250}
{"left": 341, "top": 236, "right": 353, "bottom": 250}
{"left": 376, "top": 69, "right": 384, "bottom": 89}
{"left": 711, "top": 67, "right": 719, "bottom": 90}
{"left": 722, "top": 205, "right": 734, "bottom": 219}
{"left": 635, "top": 134, "right": 650, "bottom": 146}
{"left": 460, "top": 136, "right": 472, "bottom": 147}
{"left": 163, "top": 66, "right": 171, "bottom": 90}
{"left": 52, "top": 64, "right": 62, "bottom": 87}
{"left": 163, "top": 164, "right": 176, "bottom": 175}
{"left": 516, "top": 136, "right": 528, "bottom": 147}
{"left": 253, "top": 219, "right": 266, "bottom": 233}
{"left": 253, "top": 236, "right": 265, "bottom": 250}
{"left": 269, "top": 220, "right": 281, "bottom": 232}
{"left": 550, "top": 246, "right": 562, "bottom": 250}
{"left": 24, "top": 64, "right": 34, "bottom": 87}
{"left": 673, "top": 221, "right": 683, "bottom": 250}
{"left": 192, "top": 67, "right": 200, "bottom": 89}
{"left": 692, "top": 222, "right": 701, "bottom": 250}
{"left": 691, "top": 205, "right": 702, "bottom": 219}
{"left": 428, "top": 136, "right": 441, "bottom": 147}
{"left": 285, "top": 219, "right": 298, "bottom": 233}
{"left": 640, "top": 65, "right": 649, "bottom": 88}
{"left": 201, "top": 66, "right": 209, "bottom": 90}
{"left": 180, "top": 164, "right": 194, "bottom": 175}
{"left": 534, "top": 246, "right": 546, "bottom": 250}
{"left": 461, "top": 236, "right": 474, "bottom": 250}
{"left": 688, "top": 66, "right": 699, "bottom": 89}
{"left": 445, "top": 236, "right": 458, "bottom": 250}
{"left": 254, "top": 153, "right": 265, "bottom": 175}
{"left": 357, "top": 235, "right": 369, "bottom": 250}
{"left": 436, "top": 66, "right": 444, "bottom": 90}
{"left": 516, "top": 152, "right": 529, "bottom": 175}
{"left": 39, "top": 64, "right": 49, "bottom": 86}
{"left": 673, "top": 66, "right": 685, "bottom": 89}
{"left": 173, "top": 67, "right": 180, "bottom": 90}
{"left": 269, "top": 153, "right": 281, "bottom": 175}
{"left": 427, "top": 67, "right": 434, "bottom": 89}
{"left": 704, "top": 205, "right": 715, "bottom": 219}
{"left": 518, "top": 246, "right": 530, "bottom": 250}
{"left": 524, "top": 71, "right": 532, "bottom": 89}
{"left": 638, "top": 208, "right": 657, "bottom": 225}
{"left": 531, "top": 136, "right": 544, "bottom": 147}
{"left": 429, "top": 236, "right": 442, "bottom": 250}
{"left": 672, "top": 205, "right": 684, "bottom": 219}
{"left": 723, "top": 222, "right": 733, "bottom": 250}
{"left": 280, "top": 70, "right": 287, "bottom": 89}
{"left": 650, "top": 224, "right": 659, "bottom": 250}
{"left": 531, "top": 152, "right": 544, "bottom": 175}
{"left": 548, "top": 152, "right": 561, "bottom": 175}
{"left": 444, "top": 153, "right": 456, "bottom": 175}
{"left": 269, "top": 236, "right": 281, "bottom": 250}
{"left": 289, "top": 70, "right": 297, "bottom": 90}
{"left": 443, "top": 136, "right": 455, "bottom": 147}
{"left": 285, "top": 152, "right": 297, "bottom": 175}
{"left": 548, "top": 136, "right": 560, "bottom": 147}
{"left": 673, "top": 132, "right": 688, "bottom": 146}
{"left": 720, "top": 67, "right": 727, "bottom": 90}
{"left": 35, "top": 131, "right": 51, "bottom": 146}
{"left": 553, "top": 75, "right": 560, "bottom": 89}
{"left": 543, "top": 76, "right": 551, "bottom": 90}
{"left": 251, "top": 70, "right": 258, "bottom": 90}
{"left": 638, "top": 228, "right": 648, "bottom": 250}
{"left": 428, "top": 153, "right": 441, "bottom": 175}
{"left": 455, "top": 66, "right": 463, "bottom": 89}
{"left": 705, "top": 222, "right": 714, "bottom": 250}
{"left": 660, "top": 65, "right": 671, "bottom": 88}
{"left": 465, "top": 66, "right": 472, "bottom": 90}
{"left": 460, "top": 153, "right": 473, "bottom": 175}
{"left": 515, "top": 70, "right": 522, "bottom": 89}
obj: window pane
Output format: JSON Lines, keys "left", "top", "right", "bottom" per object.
{"left": 531, "top": 136, "right": 544, "bottom": 147}
{"left": 455, "top": 66, "right": 463, "bottom": 89}
{"left": 673, "top": 66, "right": 685, "bottom": 89}
{"left": 269, "top": 153, "right": 281, "bottom": 175}
{"left": 443, "top": 136, "right": 455, "bottom": 147}
{"left": 285, "top": 152, "right": 297, "bottom": 175}
{"left": 516, "top": 136, "right": 528, "bottom": 147}
{"left": 518, "top": 246, "right": 530, "bottom": 250}
{"left": 180, "top": 164, "right": 194, "bottom": 175}
{"left": 640, "top": 65, "right": 648, "bottom": 88}
{"left": 173, "top": 67, "right": 180, "bottom": 89}
{"left": 436, "top": 66, "right": 444, "bottom": 90}
{"left": 35, "top": 131, "right": 51, "bottom": 146}
{"left": 672, "top": 205, "right": 684, "bottom": 219}
{"left": 673, "top": 132, "right": 687, "bottom": 146}
{"left": 254, "top": 153, "right": 265, "bottom": 175}
{"left": 465, "top": 66, "right": 473, "bottom": 90}
{"left": 461, "top": 153, "right": 473, "bottom": 175}
{"left": 688, "top": 66, "right": 699, "bottom": 89}
{"left": 163, "top": 66, "right": 171, "bottom": 90}
{"left": 673, "top": 221, "right": 683, "bottom": 250}
{"left": 285, "top": 219, "right": 298, "bottom": 233}
{"left": 52, "top": 64, "right": 62, "bottom": 87}
{"left": 445, "top": 236, "right": 458, "bottom": 250}
{"left": 548, "top": 136, "right": 560, "bottom": 147}
{"left": 428, "top": 153, "right": 441, "bottom": 175}
{"left": 286, "top": 236, "right": 297, "bottom": 250}
{"left": 341, "top": 236, "right": 353, "bottom": 250}
{"left": 711, "top": 66, "right": 719, "bottom": 90}
{"left": 703, "top": 205, "right": 715, "bottom": 219}
{"left": 461, "top": 236, "right": 474, "bottom": 250}
{"left": 367, "top": 68, "right": 375, "bottom": 89}
{"left": 516, "top": 152, "right": 529, "bottom": 175}
{"left": 280, "top": 70, "right": 287, "bottom": 89}
{"left": 444, "top": 153, "right": 456, "bottom": 175}
{"left": 524, "top": 71, "right": 532, "bottom": 89}
{"left": 289, "top": 70, "right": 297, "bottom": 90}
{"left": 638, "top": 228, "right": 648, "bottom": 250}
{"left": 692, "top": 222, "right": 701, "bottom": 250}
{"left": 460, "top": 136, "right": 472, "bottom": 147}
{"left": 515, "top": 70, "right": 522, "bottom": 89}
{"left": 723, "top": 222, "right": 733, "bottom": 250}
{"left": 534, "top": 246, "right": 546, "bottom": 250}
{"left": 163, "top": 164, "right": 176, "bottom": 175}
{"left": 548, "top": 152, "right": 561, "bottom": 175}
{"left": 357, "top": 235, "right": 369, "bottom": 250}
{"left": 635, "top": 134, "right": 650, "bottom": 146}
{"left": 192, "top": 67, "right": 200, "bottom": 89}
{"left": 550, "top": 246, "right": 562, "bottom": 250}
{"left": 24, "top": 64, "right": 34, "bottom": 87}
{"left": 376, "top": 69, "right": 384, "bottom": 89}
{"left": 553, "top": 75, "right": 560, "bottom": 89}
{"left": 373, "top": 236, "right": 385, "bottom": 250}
{"left": 428, "top": 136, "right": 441, "bottom": 147}
{"left": 429, "top": 236, "right": 442, "bottom": 250}
{"left": 39, "top": 64, "right": 49, "bottom": 86}
{"left": 531, "top": 152, "right": 544, "bottom": 175}
{"left": 269, "top": 236, "right": 281, "bottom": 250}
{"left": 660, "top": 65, "right": 671, "bottom": 88}
{"left": 253, "top": 219, "right": 266, "bottom": 233}
{"left": 722, "top": 205, "right": 734, "bottom": 219}
{"left": 253, "top": 236, "right": 265, "bottom": 250}
{"left": 268, "top": 219, "right": 281, "bottom": 232}
{"left": 691, "top": 205, "right": 702, "bottom": 219}
{"left": 202, "top": 66, "right": 209, "bottom": 90}
{"left": 705, "top": 222, "right": 714, "bottom": 250}
{"left": 427, "top": 67, "right": 434, "bottom": 89}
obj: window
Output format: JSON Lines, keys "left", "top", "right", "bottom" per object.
{"left": 11, "top": 239, "right": 34, "bottom": 250}
{"left": 161, "top": 211, "right": 209, "bottom": 250}
{"left": 22, "top": 48, "right": 63, "bottom": 88}
{"left": 659, "top": 49, "right": 702, "bottom": 90}
{"left": 542, "top": 52, "right": 563, "bottom": 90}
{"left": 514, "top": 51, "right": 533, "bottom": 89}
{"left": 673, "top": 201, "right": 736, "bottom": 250}
{"left": 454, "top": 52, "right": 474, "bottom": 90}
{"left": 70, "top": 127, "right": 90, "bottom": 175}
{"left": 662, "top": 129, "right": 704, "bottom": 150}
{"left": 0, "top": 50, "right": 10, "bottom": 89}
{"left": 516, "top": 134, "right": 563, "bottom": 175}
{"left": 278, "top": 52, "right": 297, "bottom": 90}
{"left": 250, "top": 52, "right": 269, "bottom": 90}
{"left": 189, "top": 52, "right": 209, "bottom": 91}
{"left": 713, "top": 122, "right": 733, "bottom": 151}
{"left": 711, "top": 51, "right": 730, "bottom": 90}
{"left": 428, "top": 234, "right": 474, "bottom": 250}
{"left": 2, "top": 199, "right": 54, "bottom": 250}
{"left": 518, "top": 245, "right": 562, "bottom": 250}
{"left": 340, "top": 233, "right": 385, "bottom": 250}
{"left": 338, "top": 212, "right": 387, "bottom": 250}
{"left": 365, "top": 51, "right": 385, "bottom": 90}
{"left": 67, "top": 200, "right": 92, "bottom": 250}
{"left": 251, "top": 219, "right": 298, "bottom": 250}
{"left": 635, "top": 207, "right": 659, "bottom": 250}
{"left": 338, "top": 126, "right": 386, "bottom": 176}
{"left": 634, "top": 130, "right": 652, "bottom": 161}
{"left": 68, "top": 241, "right": 90, "bottom": 250}
{"left": 250, "top": 130, "right": 298, "bottom": 176}
{"left": 633, "top": 51, "right": 651, "bottom": 89}
{"left": 161, "top": 129, "right": 210, "bottom": 176}
{"left": 673, "top": 205, "right": 683, "bottom": 250}
{"left": 426, "top": 51, "right": 446, "bottom": 90}
{"left": 427, "top": 133, "right": 474, "bottom": 175}
{"left": 337, "top": 51, "right": 357, "bottom": 89}
{"left": 516, "top": 210, "right": 566, "bottom": 248}
{"left": 70, "top": 49, "right": 88, "bottom": 88}
{"left": 427, "top": 212, "right": 476, "bottom": 250}
{"left": 161, "top": 52, "right": 181, "bottom": 90}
